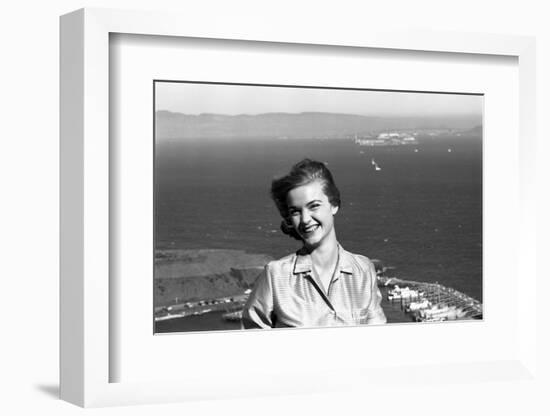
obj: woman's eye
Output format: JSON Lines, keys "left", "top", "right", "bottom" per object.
{"left": 289, "top": 210, "right": 300, "bottom": 217}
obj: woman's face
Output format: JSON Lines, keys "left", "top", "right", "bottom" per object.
{"left": 286, "top": 180, "right": 339, "bottom": 249}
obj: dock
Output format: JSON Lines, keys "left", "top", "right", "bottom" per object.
{"left": 378, "top": 276, "right": 482, "bottom": 322}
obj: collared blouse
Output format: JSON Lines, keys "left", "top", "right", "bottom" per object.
{"left": 242, "top": 245, "right": 387, "bottom": 328}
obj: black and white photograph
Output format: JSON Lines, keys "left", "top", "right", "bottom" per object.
{"left": 153, "top": 81, "right": 483, "bottom": 333}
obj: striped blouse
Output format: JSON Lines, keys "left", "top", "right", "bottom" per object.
{"left": 242, "top": 244, "right": 387, "bottom": 329}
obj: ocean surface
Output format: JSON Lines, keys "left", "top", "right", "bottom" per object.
{"left": 155, "top": 135, "right": 482, "bottom": 302}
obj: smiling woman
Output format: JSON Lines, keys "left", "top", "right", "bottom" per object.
{"left": 242, "top": 159, "right": 387, "bottom": 329}
{"left": 287, "top": 180, "right": 339, "bottom": 255}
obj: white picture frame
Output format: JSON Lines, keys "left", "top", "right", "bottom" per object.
{"left": 60, "top": 7, "right": 537, "bottom": 408}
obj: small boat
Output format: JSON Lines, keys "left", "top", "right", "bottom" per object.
{"left": 387, "top": 285, "right": 423, "bottom": 301}
{"left": 371, "top": 158, "right": 382, "bottom": 171}
{"left": 406, "top": 299, "right": 431, "bottom": 312}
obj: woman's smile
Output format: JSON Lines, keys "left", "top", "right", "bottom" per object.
{"left": 300, "top": 223, "right": 321, "bottom": 239}
{"left": 301, "top": 224, "right": 320, "bottom": 233}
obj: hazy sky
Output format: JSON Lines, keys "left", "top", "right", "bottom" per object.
{"left": 155, "top": 81, "right": 483, "bottom": 117}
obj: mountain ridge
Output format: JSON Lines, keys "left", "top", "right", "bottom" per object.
{"left": 156, "top": 111, "right": 482, "bottom": 140}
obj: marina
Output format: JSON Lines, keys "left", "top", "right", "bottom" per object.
{"left": 379, "top": 276, "right": 482, "bottom": 322}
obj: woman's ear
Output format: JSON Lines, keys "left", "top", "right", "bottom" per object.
{"left": 331, "top": 205, "right": 339, "bottom": 215}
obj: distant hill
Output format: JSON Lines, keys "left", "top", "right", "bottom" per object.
{"left": 154, "top": 249, "right": 274, "bottom": 306}
{"left": 155, "top": 248, "right": 272, "bottom": 279}
{"left": 155, "top": 111, "right": 482, "bottom": 140}
{"left": 465, "top": 124, "right": 483, "bottom": 135}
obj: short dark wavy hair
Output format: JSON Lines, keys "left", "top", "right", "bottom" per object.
{"left": 270, "top": 159, "right": 341, "bottom": 240}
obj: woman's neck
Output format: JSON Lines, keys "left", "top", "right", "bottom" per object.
{"left": 307, "top": 236, "right": 339, "bottom": 270}
{"left": 307, "top": 237, "right": 339, "bottom": 294}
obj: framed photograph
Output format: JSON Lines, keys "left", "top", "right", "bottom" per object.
{"left": 60, "top": 8, "right": 537, "bottom": 407}
{"left": 152, "top": 81, "right": 483, "bottom": 334}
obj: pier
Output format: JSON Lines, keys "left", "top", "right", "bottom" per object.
{"left": 379, "top": 276, "right": 482, "bottom": 322}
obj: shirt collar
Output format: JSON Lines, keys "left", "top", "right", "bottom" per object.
{"left": 292, "top": 244, "right": 353, "bottom": 275}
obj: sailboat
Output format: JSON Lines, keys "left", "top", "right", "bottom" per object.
{"left": 371, "top": 158, "right": 381, "bottom": 171}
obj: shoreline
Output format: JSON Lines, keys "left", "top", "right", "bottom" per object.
{"left": 154, "top": 249, "right": 482, "bottom": 329}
